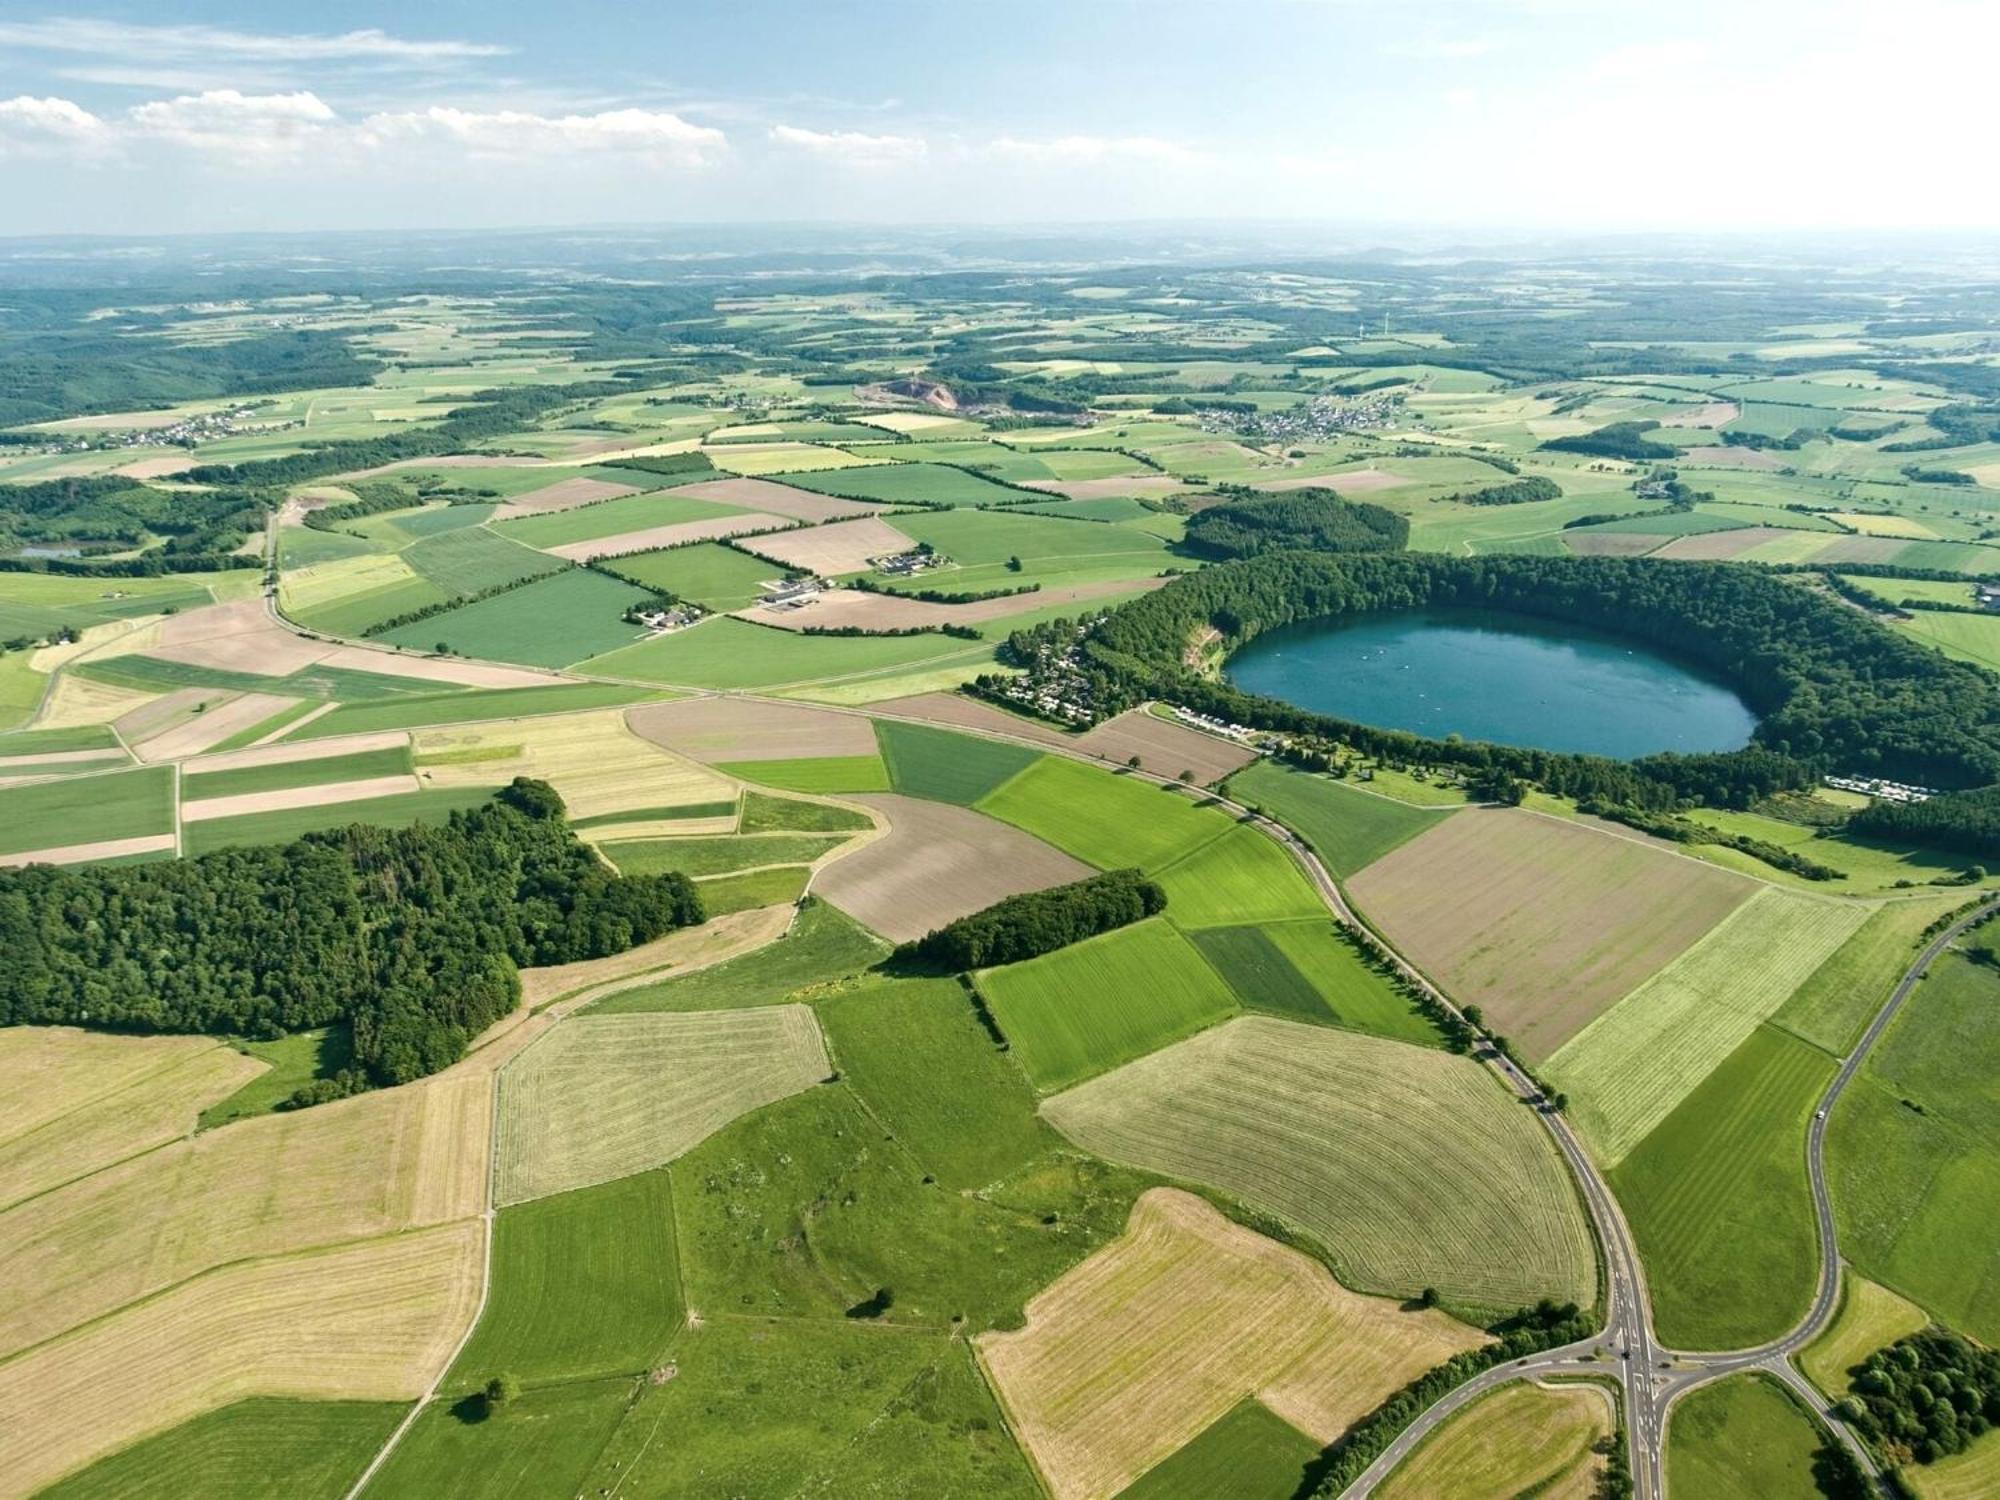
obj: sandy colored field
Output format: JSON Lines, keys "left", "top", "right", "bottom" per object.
{"left": 872, "top": 690, "right": 1078, "bottom": 748}
{"left": 0, "top": 746, "right": 128, "bottom": 772}
{"left": 1652, "top": 526, "right": 1801, "bottom": 559}
{"left": 737, "top": 516, "right": 917, "bottom": 575}
{"left": 178, "top": 773, "right": 420, "bottom": 823}
{"left": 1253, "top": 467, "right": 1406, "bottom": 494}
{"left": 132, "top": 692, "right": 299, "bottom": 763}
{"left": 705, "top": 441, "right": 882, "bottom": 476}
{"left": 30, "top": 616, "right": 163, "bottom": 677}
{"left": 1022, "top": 475, "right": 1182, "bottom": 501}
{"left": 0, "top": 833, "right": 177, "bottom": 867}
{"left": 1347, "top": 809, "right": 1753, "bottom": 1062}
{"left": 545, "top": 511, "right": 789, "bottom": 561}
{"left": 1800, "top": 1272, "right": 1928, "bottom": 1398}
{"left": 671, "top": 476, "right": 888, "bottom": 521}
{"left": 495, "top": 1003, "right": 828, "bottom": 1203}
{"left": 0, "top": 1068, "right": 488, "bottom": 1357}
{"left": 1073, "top": 707, "right": 1257, "bottom": 785}
{"left": 1565, "top": 531, "right": 1666, "bottom": 557}
{"left": 314, "top": 643, "right": 556, "bottom": 689}
{"left": 30, "top": 672, "right": 156, "bottom": 730}
{"left": 1377, "top": 1379, "right": 1615, "bottom": 1500}
{"left": 185, "top": 728, "right": 407, "bottom": 775}
{"left": 0, "top": 1037, "right": 261, "bottom": 1211}
{"left": 1045, "top": 1016, "right": 1597, "bottom": 1311}
{"left": 1550, "top": 887, "right": 1870, "bottom": 1163}
{"left": 415, "top": 708, "right": 732, "bottom": 818}
{"left": 626, "top": 695, "right": 881, "bottom": 762}
{"left": 111, "top": 686, "right": 210, "bottom": 745}
{"left": 489, "top": 475, "right": 639, "bottom": 519}
{"left": 979, "top": 1189, "right": 1485, "bottom": 1500}
{"left": 1912, "top": 1435, "right": 2000, "bottom": 1500}
{"left": 0, "top": 1221, "right": 481, "bottom": 1499}
{"left": 519, "top": 901, "right": 793, "bottom": 1008}
{"left": 146, "top": 599, "right": 338, "bottom": 676}
{"left": 114, "top": 452, "right": 197, "bottom": 479}
{"left": 1659, "top": 401, "right": 1740, "bottom": 428}
{"left": 736, "top": 576, "right": 1165, "bottom": 633}
{"left": 1830, "top": 511, "right": 1938, "bottom": 539}
{"left": 816, "top": 792, "right": 1093, "bottom": 942}
{"left": 0, "top": 1030, "right": 235, "bottom": 1159}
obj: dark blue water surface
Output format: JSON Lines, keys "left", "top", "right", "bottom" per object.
{"left": 1226, "top": 607, "right": 1758, "bottom": 760}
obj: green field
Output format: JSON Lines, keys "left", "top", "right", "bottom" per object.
{"left": 601, "top": 832, "right": 844, "bottom": 877}
{"left": 591, "top": 899, "right": 886, "bottom": 1013}
{"left": 976, "top": 756, "right": 1232, "bottom": 871}
{"left": 1800, "top": 1272, "right": 1929, "bottom": 1399}
{"left": 873, "top": 506, "right": 1176, "bottom": 590}
{"left": 181, "top": 784, "right": 499, "bottom": 855}
{"left": 198, "top": 1026, "right": 354, "bottom": 1129}
{"left": 568, "top": 800, "right": 736, "bottom": 830}
{"left": 584, "top": 615, "right": 977, "bottom": 689}
{"left": 1189, "top": 919, "right": 1441, "bottom": 1046}
{"left": 0, "top": 722, "right": 121, "bottom": 755}
{"left": 875, "top": 718, "right": 1039, "bottom": 804}
{"left": 400, "top": 526, "right": 564, "bottom": 594}
{"left": 1226, "top": 760, "right": 1449, "bottom": 878}
{"left": 976, "top": 918, "right": 1239, "bottom": 1092}
{"left": 377, "top": 567, "right": 654, "bottom": 666}
{"left": 1152, "top": 824, "right": 1324, "bottom": 927}
{"left": 781, "top": 460, "right": 1031, "bottom": 509}
{"left": 494, "top": 492, "right": 747, "bottom": 549}
{"left": 1829, "top": 951, "right": 2000, "bottom": 1343}
{"left": 738, "top": 791, "right": 870, "bottom": 833}
{"left": 37, "top": 1399, "right": 406, "bottom": 1500}
{"left": 1610, "top": 1023, "right": 1834, "bottom": 1348}
{"left": 182, "top": 744, "right": 412, "bottom": 802}
{"left": 1118, "top": 1398, "right": 1319, "bottom": 1500}
{"left": 73, "top": 653, "right": 451, "bottom": 703}
{"left": 820, "top": 975, "right": 1058, "bottom": 1190}
{"left": 285, "top": 682, "right": 665, "bottom": 740}
{"left": 0, "top": 764, "right": 174, "bottom": 856}
{"left": 602, "top": 541, "right": 782, "bottom": 609}
{"left": 719, "top": 752, "right": 891, "bottom": 793}
{"left": 694, "top": 864, "right": 812, "bottom": 915}
{"left": 449, "top": 1171, "right": 682, "bottom": 1390}
{"left": 1773, "top": 896, "right": 1954, "bottom": 1052}
{"left": 1665, "top": 1375, "right": 1825, "bottom": 1500}
{"left": 0, "top": 572, "right": 215, "bottom": 639}
{"left": 366, "top": 1378, "right": 633, "bottom": 1500}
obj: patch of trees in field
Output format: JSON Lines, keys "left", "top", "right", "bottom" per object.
{"left": 1852, "top": 784, "right": 2000, "bottom": 856}
{"left": 1539, "top": 420, "right": 1680, "bottom": 462}
{"left": 1181, "top": 487, "right": 1409, "bottom": 560}
{"left": 1838, "top": 1329, "right": 2000, "bottom": 1468}
{"left": 1444, "top": 475, "right": 1563, "bottom": 506}
{"left": 0, "top": 779, "right": 703, "bottom": 1092}
{"left": 596, "top": 450, "right": 718, "bottom": 482}
{"left": 898, "top": 869, "right": 1165, "bottom": 970}
{"left": 0, "top": 474, "right": 266, "bottom": 562}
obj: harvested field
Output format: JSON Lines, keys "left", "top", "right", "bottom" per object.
{"left": 1346, "top": 809, "right": 1753, "bottom": 1062}
{"left": 736, "top": 577, "right": 1153, "bottom": 634}
{"left": 737, "top": 516, "right": 916, "bottom": 575}
{"left": 494, "top": 1004, "right": 828, "bottom": 1203}
{"left": 1680, "top": 444, "right": 1787, "bottom": 469}
{"left": 669, "top": 476, "right": 887, "bottom": 521}
{"left": 1661, "top": 401, "right": 1740, "bottom": 427}
{"left": 978, "top": 1188, "right": 1485, "bottom": 1500}
{"left": 0, "top": 833, "right": 176, "bottom": 867}
{"left": 33, "top": 673, "right": 156, "bottom": 730}
{"left": 1252, "top": 467, "right": 1406, "bottom": 494}
{"left": 1801, "top": 1273, "right": 1929, "bottom": 1398}
{"left": 813, "top": 792, "right": 1092, "bottom": 942}
{"left": 145, "top": 600, "right": 336, "bottom": 677}
{"left": 0, "top": 1222, "right": 481, "bottom": 1499}
{"left": 1021, "top": 475, "right": 1181, "bottom": 501}
{"left": 110, "top": 687, "right": 208, "bottom": 745}
{"left": 1072, "top": 708, "right": 1257, "bottom": 785}
{"left": 518, "top": 902, "right": 794, "bottom": 1009}
{"left": 0, "top": 1069, "right": 490, "bottom": 1358}
{"left": 1044, "top": 1016, "right": 1597, "bottom": 1311}
{"left": 414, "top": 708, "right": 733, "bottom": 820}
{"left": 1651, "top": 526, "right": 1799, "bottom": 560}
{"left": 626, "top": 695, "right": 880, "bottom": 763}
{"left": 179, "top": 774, "right": 420, "bottom": 824}
{"left": 1551, "top": 888, "right": 1870, "bottom": 1163}
{"left": 130, "top": 693, "right": 299, "bottom": 763}
{"left": 544, "top": 511, "right": 787, "bottom": 561}
{"left": 0, "top": 1032, "right": 261, "bottom": 1210}
{"left": 311, "top": 645, "right": 554, "bottom": 689}
{"left": 489, "top": 475, "right": 638, "bottom": 518}
{"left": 1564, "top": 530, "right": 1666, "bottom": 556}
{"left": 873, "top": 690, "right": 1077, "bottom": 748}
{"left": 1377, "top": 1380, "right": 1614, "bottom": 1500}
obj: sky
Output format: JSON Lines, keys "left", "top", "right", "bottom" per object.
{"left": 0, "top": 0, "right": 1994, "bottom": 238}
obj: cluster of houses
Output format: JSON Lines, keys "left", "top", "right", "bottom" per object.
{"left": 758, "top": 576, "right": 825, "bottom": 610}
{"left": 1824, "top": 774, "right": 1938, "bottom": 804}
{"left": 1208, "top": 392, "right": 1403, "bottom": 446}
{"left": 1975, "top": 584, "right": 2000, "bottom": 610}
{"left": 1169, "top": 705, "right": 1265, "bottom": 745}
{"left": 869, "top": 547, "right": 944, "bottom": 577}
{"left": 43, "top": 407, "right": 285, "bottom": 455}
{"left": 627, "top": 601, "right": 705, "bottom": 633}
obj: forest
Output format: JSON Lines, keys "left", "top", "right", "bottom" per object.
{"left": 1180, "top": 487, "right": 1409, "bottom": 560}
{"left": 0, "top": 779, "right": 704, "bottom": 1087}
{"left": 1837, "top": 1329, "right": 2000, "bottom": 1466}
{"left": 898, "top": 868, "right": 1165, "bottom": 970}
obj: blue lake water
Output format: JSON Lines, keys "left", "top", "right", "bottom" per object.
{"left": 1226, "top": 607, "right": 1759, "bottom": 760}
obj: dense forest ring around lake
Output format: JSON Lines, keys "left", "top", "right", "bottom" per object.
{"left": 1046, "top": 552, "right": 2000, "bottom": 835}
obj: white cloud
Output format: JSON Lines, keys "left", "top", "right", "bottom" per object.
{"left": 0, "top": 94, "right": 107, "bottom": 140}
{"left": 358, "top": 107, "right": 725, "bottom": 166}
{"left": 1587, "top": 40, "right": 1712, "bottom": 81}
{"left": 0, "top": 19, "right": 506, "bottom": 64}
{"left": 127, "top": 90, "right": 337, "bottom": 157}
{"left": 768, "top": 124, "right": 926, "bottom": 165}
{"left": 985, "top": 134, "right": 1210, "bottom": 167}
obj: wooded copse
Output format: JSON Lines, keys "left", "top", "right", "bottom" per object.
{"left": 0, "top": 778, "right": 704, "bottom": 1088}
{"left": 898, "top": 868, "right": 1166, "bottom": 970}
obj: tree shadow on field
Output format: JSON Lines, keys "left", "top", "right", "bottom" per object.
{"left": 449, "top": 1394, "right": 491, "bottom": 1425}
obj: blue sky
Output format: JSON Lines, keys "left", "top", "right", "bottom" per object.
{"left": 0, "top": 2, "right": 1991, "bottom": 236}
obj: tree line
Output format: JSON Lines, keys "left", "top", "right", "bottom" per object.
{"left": 0, "top": 779, "right": 704, "bottom": 1091}
{"left": 897, "top": 869, "right": 1165, "bottom": 971}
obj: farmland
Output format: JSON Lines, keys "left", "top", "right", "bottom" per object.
{"left": 875, "top": 717, "right": 1039, "bottom": 803}
{"left": 377, "top": 568, "right": 653, "bottom": 666}
{"left": 1226, "top": 759, "right": 1448, "bottom": 877}
{"left": 1665, "top": 1374, "right": 1825, "bottom": 1500}
{"left": 977, "top": 917, "right": 1239, "bottom": 1092}
{"left": 1119, "top": 1399, "right": 1320, "bottom": 1500}
{"left": 1376, "top": 1380, "right": 1615, "bottom": 1500}
{"left": 975, "top": 754, "right": 1234, "bottom": 870}
{"left": 977, "top": 1188, "right": 1485, "bottom": 1500}
{"left": 590, "top": 899, "right": 885, "bottom": 1013}
{"left": 1044, "top": 1016, "right": 1597, "bottom": 1312}
{"left": 1800, "top": 1273, "right": 1929, "bottom": 1398}
{"left": 1151, "top": 823, "right": 1325, "bottom": 927}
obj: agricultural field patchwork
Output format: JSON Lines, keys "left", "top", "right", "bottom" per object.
{"left": 975, "top": 754, "right": 1234, "bottom": 871}
{"left": 1376, "top": 1379, "right": 1615, "bottom": 1500}
{"left": 1227, "top": 759, "right": 1450, "bottom": 878}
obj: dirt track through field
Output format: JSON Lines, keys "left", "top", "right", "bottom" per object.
{"left": 814, "top": 793, "right": 1092, "bottom": 942}
{"left": 133, "top": 693, "right": 300, "bottom": 763}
